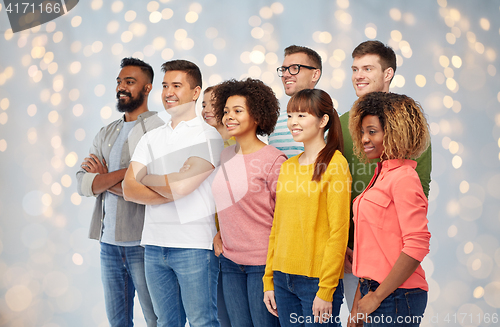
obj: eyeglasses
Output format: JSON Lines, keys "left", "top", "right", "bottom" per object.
{"left": 277, "top": 64, "right": 317, "bottom": 77}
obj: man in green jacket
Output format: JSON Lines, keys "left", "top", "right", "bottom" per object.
{"left": 340, "top": 40, "right": 432, "bottom": 322}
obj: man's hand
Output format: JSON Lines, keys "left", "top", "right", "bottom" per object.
{"left": 141, "top": 156, "right": 214, "bottom": 199}
{"left": 312, "top": 296, "right": 332, "bottom": 324}
{"left": 263, "top": 291, "right": 278, "bottom": 317}
{"left": 344, "top": 247, "right": 353, "bottom": 274}
{"left": 122, "top": 161, "right": 172, "bottom": 205}
{"left": 81, "top": 154, "right": 126, "bottom": 195}
{"left": 213, "top": 231, "right": 223, "bottom": 257}
{"left": 81, "top": 154, "right": 108, "bottom": 174}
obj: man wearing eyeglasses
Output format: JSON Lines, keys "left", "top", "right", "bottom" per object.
{"left": 269, "top": 45, "right": 322, "bottom": 158}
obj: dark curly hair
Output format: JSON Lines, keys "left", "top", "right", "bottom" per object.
{"left": 349, "top": 92, "right": 430, "bottom": 162}
{"left": 212, "top": 78, "right": 280, "bottom": 136}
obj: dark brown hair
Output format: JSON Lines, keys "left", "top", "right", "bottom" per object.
{"left": 161, "top": 59, "right": 202, "bottom": 89}
{"left": 352, "top": 40, "right": 397, "bottom": 77}
{"left": 284, "top": 45, "right": 322, "bottom": 72}
{"left": 213, "top": 78, "right": 280, "bottom": 136}
{"left": 287, "top": 89, "right": 344, "bottom": 181}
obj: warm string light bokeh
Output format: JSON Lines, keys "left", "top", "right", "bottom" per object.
{"left": 0, "top": 0, "right": 499, "bottom": 326}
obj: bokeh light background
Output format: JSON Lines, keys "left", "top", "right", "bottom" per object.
{"left": 0, "top": 0, "right": 499, "bottom": 326}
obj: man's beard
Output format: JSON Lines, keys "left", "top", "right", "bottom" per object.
{"left": 116, "top": 89, "right": 145, "bottom": 113}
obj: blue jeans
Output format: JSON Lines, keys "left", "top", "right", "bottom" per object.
{"left": 359, "top": 279, "right": 427, "bottom": 326}
{"left": 144, "top": 246, "right": 220, "bottom": 327}
{"left": 100, "top": 243, "right": 157, "bottom": 327}
{"left": 219, "top": 255, "right": 280, "bottom": 327}
{"left": 273, "top": 271, "right": 343, "bottom": 327}
{"left": 217, "top": 263, "right": 231, "bottom": 327}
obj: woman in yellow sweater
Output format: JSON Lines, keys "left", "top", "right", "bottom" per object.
{"left": 263, "top": 89, "right": 351, "bottom": 326}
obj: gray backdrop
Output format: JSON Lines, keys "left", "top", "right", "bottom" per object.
{"left": 0, "top": 0, "right": 499, "bottom": 326}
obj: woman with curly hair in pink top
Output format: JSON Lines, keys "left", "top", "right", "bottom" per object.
{"left": 211, "top": 78, "right": 286, "bottom": 327}
{"left": 347, "top": 92, "right": 431, "bottom": 327}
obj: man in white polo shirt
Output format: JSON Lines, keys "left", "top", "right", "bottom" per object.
{"left": 123, "top": 60, "right": 223, "bottom": 327}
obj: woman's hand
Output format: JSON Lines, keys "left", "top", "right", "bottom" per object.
{"left": 312, "top": 296, "right": 332, "bottom": 324}
{"left": 357, "top": 253, "right": 421, "bottom": 321}
{"left": 347, "top": 307, "right": 364, "bottom": 327}
{"left": 357, "top": 290, "right": 382, "bottom": 322}
{"left": 213, "top": 231, "right": 223, "bottom": 257}
{"left": 347, "top": 283, "right": 364, "bottom": 327}
{"left": 263, "top": 290, "right": 278, "bottom": 317}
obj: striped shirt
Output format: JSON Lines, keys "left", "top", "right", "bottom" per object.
{"left": 268, "top": 109, "right": 304, "bottom": 158}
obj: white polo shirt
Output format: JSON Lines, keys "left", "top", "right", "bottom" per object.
{"left": 131, "top": 116, "right": 224, "bottom": 249}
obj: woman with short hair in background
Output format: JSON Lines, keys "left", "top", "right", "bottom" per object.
{"left": 202, "top": 86, "right": 236, "bottom": 148}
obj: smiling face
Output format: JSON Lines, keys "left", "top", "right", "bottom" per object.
{"left": 281, "top": 52, "right": 320, "bottom": 96}
{"left": 201, "top": 90, "right": 217, "bottom": 127}
{"left": 222, "top": 95, "right": 257, "bottom": 138}
{"left": 287, "top": 110, "right": 328, "bottom": 144}
{"left": 361, "top": 114, "right": 385, "bottom": 160}
{"left": 161, "top": 70, "right": 200, "bottom": 111}
{"left": 351, "top": 54, "right": 393, "bottom": 98}
{"left": 116, "top": 66, "right": 150, "bottom": 113}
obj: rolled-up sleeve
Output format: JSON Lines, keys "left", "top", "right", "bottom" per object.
{"left": 77, "top": 172, "right": 98, "bottom": 197}
{"left": 76, "top": 128, "right": 105, "bottom": 198}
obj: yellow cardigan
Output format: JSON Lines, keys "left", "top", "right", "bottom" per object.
{"left": 263, "top": 150, "right": 351, "bottom": 301}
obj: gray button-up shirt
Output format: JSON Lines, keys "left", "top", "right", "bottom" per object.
{"left": 76, "top": 111, "right": 164, "bottom": 242}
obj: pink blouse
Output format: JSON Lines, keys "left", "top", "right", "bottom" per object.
{"left": 352, "top": 159, "right": 431, "bottom": 291}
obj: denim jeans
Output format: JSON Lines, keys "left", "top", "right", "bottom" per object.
{"left": 219, "top": 255, "right": 280, "bottom": 327}
{"left": 273, "top": 271, "right": 343, "bottom": 327}
{"left": 217, "top": 263, "right": 231, "bottom": 327}
{"left": 144, "top": 246, "right": 220, "bottom": 327}
{"left": 359, "top": 279, "right": 427, "bottom": 326}
{"left": 100, "top": 243, "right": 157, "bottom": 327}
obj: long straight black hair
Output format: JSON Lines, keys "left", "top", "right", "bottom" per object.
{"left": 287, "top": 89, "right": 344, "bottom": 181}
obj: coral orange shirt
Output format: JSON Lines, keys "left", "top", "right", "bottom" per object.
{"left": 352, "top": 159, "right": 431, "bottom": 291}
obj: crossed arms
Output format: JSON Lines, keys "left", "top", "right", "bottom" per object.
{"left": 80, "top": 154, "right": 125, "bottom": 196}
{"left": 122, "top": 156, "right": 215, "bottom": 205}
{"left": 80, "top": 150, "right": 214, "bottom": 206}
